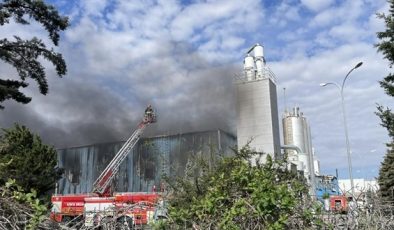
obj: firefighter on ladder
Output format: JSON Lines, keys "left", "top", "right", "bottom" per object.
{"left": 144, "top": 104, "right": 154, "bottom": 123}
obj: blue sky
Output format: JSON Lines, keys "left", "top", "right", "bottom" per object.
{"left": 0, "top": 0, "right": 392, "bottom": 180}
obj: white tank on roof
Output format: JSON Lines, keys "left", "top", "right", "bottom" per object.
{"left": 244, "top": 55, "right": 255, "bottom": 70}
{"left": 253, "top": 44, "right": 264, "bottom": 58}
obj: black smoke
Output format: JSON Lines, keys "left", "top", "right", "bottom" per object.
{"left": 0, "top": 41, "right": 237, "bottom": 148}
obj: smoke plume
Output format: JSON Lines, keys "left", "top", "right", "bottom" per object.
{"left": 0, "top": 41, "right": 237, "bottom": 148}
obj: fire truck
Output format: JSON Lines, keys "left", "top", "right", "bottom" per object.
{"left": 50, "top": 106, "right": 165, "bottom": 228}
{"left": 329, "top": 195, "right": 349, "bottom": 213}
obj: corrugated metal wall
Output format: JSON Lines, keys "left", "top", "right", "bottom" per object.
{"left": 57, "top": 130, "right": 236, "bottom": 194}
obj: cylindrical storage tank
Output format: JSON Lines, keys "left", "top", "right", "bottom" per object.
{"left": 298, "top": 154, "right": 309, "bottom": 174}
{"left": 253, "top": 45, "right": 264, "bottom": 79}
{"left": 243, "top": 55, "right": 255, "bottom": 70}
{"left": 305, "top": 122, "right": 313, "bottom": 161}
{"left": 244, "top": 55, "right": 255, "bottom": 81}
{"left": 282, "top": 107, "right": 314, "bottom": 181}
{"left": 253, "top": 44, "right": 264, "bottom": 58}
{"left": 255, "top": 59, "right": 264, "bottom": 79}
{"left": 288, "top": 116, "right": 308, "bottom": 153}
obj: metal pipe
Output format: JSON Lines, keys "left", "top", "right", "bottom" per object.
{"left": 281, "top": 144, "right": 302, "bottom": 154}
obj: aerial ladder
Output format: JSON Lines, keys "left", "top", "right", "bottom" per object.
{"left": 92, "top": 105, "right": 157, "bottom": 196}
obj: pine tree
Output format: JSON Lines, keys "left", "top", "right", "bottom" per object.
{"left": 0, "top": 124, "right": 63, "bottom": 200}
{"left": 377, "top": 147, "right": 394, "bottom": 200}
{"left": 376, "top": 0, "right": 394, "bottom": 202}
{"left": 0, "top": 0, "right": 68, "bottom": 109}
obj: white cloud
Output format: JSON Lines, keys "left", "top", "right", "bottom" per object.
{"left": 171, "top": 1, "right": 244, "bottom": 40}
{"left": 269, "top": 1, "right": 301, "bottom": 27}
{"left": 328, "top": 23, "right": 369, "bottom": 42}
{"left": 170, "top": 0, "right": 263, "bottom": 56}
{"left": 301, "top": 0, "right": 334, "bottom": 12}
{"left": 308, "top": 1, "right": 365, "bottom": 29}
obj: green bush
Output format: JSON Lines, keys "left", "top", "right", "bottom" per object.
{"left": 163, "top": 145, "right": 323, "bottom": 229}
{"left": 1, "top": 179, "right": 48, "bottom": 229}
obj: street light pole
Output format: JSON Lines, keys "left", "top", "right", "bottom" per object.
{"left": 320, "top": 62, "right": 363, "bottom": 198}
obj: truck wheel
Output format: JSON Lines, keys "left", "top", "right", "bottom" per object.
{"left": 116, "top": 216, "right": 133, "bottom": 230}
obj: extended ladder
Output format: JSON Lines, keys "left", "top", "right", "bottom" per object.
{"left": 92, "top": 106, "right": 156, "bottom": 195}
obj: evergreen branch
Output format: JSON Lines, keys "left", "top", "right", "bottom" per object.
{"left": 0, "top": 0, "right": 69, "bottom": 45}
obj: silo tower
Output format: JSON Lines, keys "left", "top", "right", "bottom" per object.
{"left": 236, "top": 44, "right": 281, "bottom": 163}
{"left": 282, "top": 107, "right": 313, "bottom": 178}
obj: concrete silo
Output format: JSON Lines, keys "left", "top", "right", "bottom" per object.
{"left": 236, "top": 44, "right": 281, "bottom": 163}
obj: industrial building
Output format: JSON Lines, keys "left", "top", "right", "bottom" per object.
{"left": 56, "top": 130, "right": 236, "bottom": 194}
{"left": 338, "top": 178, "right": 378, "bottom": 196}
{"left": 236, "top": 44, "right": 281, "bottom": 163}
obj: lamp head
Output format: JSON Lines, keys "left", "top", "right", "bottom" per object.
{"left": 355, "top": 62, "right": 363, "bottom": 69}
{"left": 320, "top": 83, "right": 328, "bottom": 87}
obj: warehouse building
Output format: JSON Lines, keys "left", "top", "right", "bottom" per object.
{"left": 56, "top": 130, "right": 236, "bottom": 194}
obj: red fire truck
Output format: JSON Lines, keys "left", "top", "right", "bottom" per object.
{"left": 330, "top": 195, "right": 349, "bottom": 213}
{"left": 50, "top": 106, "right": 165, "bottom": 228}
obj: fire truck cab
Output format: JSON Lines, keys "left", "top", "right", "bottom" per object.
{"left": 330, "top": 195, "right": 348, "bottom": 213}
{"left": 50, "top": 194, "right": 98, "bottom": 223}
